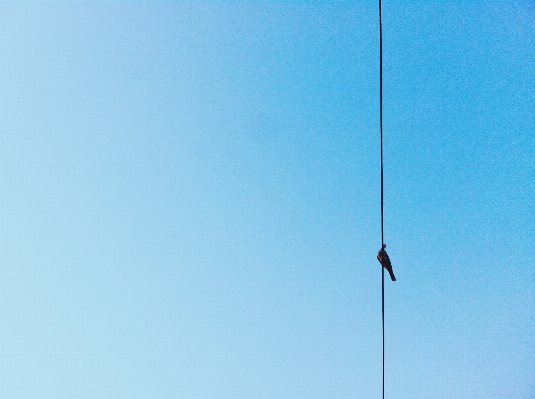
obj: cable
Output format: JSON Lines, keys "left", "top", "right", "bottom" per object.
{"left": 379, "top": 1, "right": 385, "bottom": 399}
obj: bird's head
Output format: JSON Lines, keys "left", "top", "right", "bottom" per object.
{"left": 382, "top": 244, "right": 387, "bottom": 249}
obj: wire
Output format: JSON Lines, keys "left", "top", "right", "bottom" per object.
{"left": 379, "top": 0, "right": 385, "bottom": 398}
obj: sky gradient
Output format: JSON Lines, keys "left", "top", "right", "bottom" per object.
{"left": 1, "top": 2, "right": 534, "bottom": 398}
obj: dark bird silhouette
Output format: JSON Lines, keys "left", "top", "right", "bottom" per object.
{"left": 377, "top": 244, "right": 396, "bottom": 281}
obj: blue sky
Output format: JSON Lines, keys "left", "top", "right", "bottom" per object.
{"left": 1, "top": 1, "right": 534, "bottom": 398}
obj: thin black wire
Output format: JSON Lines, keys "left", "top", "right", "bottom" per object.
{"left": 379, "top": 0, "right": 385, "bottom": 399}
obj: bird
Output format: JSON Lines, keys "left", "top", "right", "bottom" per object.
{"left": 377, "top": 244, "right": 396, "bottom": 281}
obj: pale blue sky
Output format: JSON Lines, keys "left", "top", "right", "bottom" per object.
{"left": 1, "top": 2, "right": 534, "bottom": 398}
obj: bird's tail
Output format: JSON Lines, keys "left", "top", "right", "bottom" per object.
{"left": 387, "top": 269, "right": 396, "bottom": 282}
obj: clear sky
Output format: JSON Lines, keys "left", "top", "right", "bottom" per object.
{"left": 1, "top": 1, "right": 534, "bottom": 398}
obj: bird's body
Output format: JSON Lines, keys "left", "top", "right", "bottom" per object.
{"left": 377, "top": 244, "right": 396, "bottom": 281}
